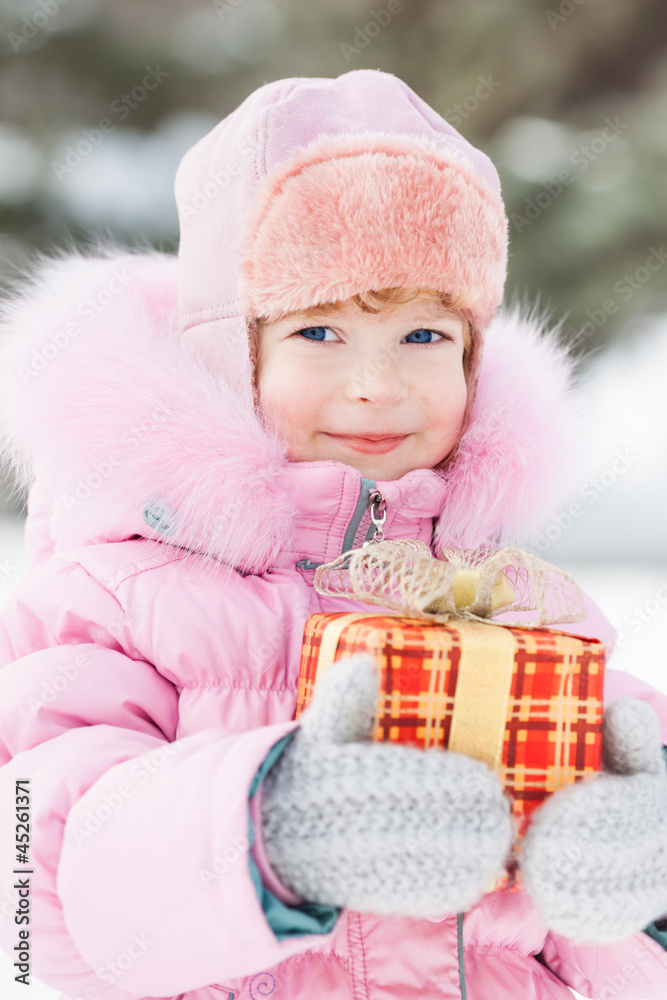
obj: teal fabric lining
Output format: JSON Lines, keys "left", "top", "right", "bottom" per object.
{"left": 644, "top": 921, "right": 667, "bottom": 951}
{"left": 247, "top": 730, "right": 342, "bottom": 940}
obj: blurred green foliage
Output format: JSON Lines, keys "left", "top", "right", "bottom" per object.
{"left": 0, "top": 0, "right": 666, "bottom": 355}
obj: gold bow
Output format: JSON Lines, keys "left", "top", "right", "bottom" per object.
{"left": 313, "top": 539, "right": 585, "bottom": 628}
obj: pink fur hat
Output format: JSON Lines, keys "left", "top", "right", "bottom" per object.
{"left": 175, "top": 70, "right": 509, "bottom": 415}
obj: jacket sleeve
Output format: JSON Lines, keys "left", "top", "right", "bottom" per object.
{"left": 0, "top": 553, "right": 340, "bottom": 1000}
{"left": 538, "top": 927, "right": 667, "bottom": 1000}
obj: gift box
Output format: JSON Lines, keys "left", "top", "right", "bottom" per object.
{"left": 295, "top": 541, "right": 606, "bottom": 892}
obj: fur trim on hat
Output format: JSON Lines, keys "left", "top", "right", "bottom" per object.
{"left": 238, "top": 131, "right": 508, "bottom": 333}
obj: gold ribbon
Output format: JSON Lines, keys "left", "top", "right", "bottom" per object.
{"left": 312, "top": 539, "right": 585, "bottom": 628}
{"left": 446, "top": 620, "right": 516, "bottom": 770}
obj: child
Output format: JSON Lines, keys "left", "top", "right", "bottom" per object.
{"left": 1, "top": 68, "right": 667, "bottom": 1000}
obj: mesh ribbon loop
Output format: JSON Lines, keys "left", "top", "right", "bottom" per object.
{"left": 313, "top": 540, "right": 585, "bottom": 628}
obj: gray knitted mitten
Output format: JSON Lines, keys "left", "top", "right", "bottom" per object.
{"left": 259, "top": 653, "right": 514, "bottom": 919}
{"left": 519, "top": 697, "right": 667, "bottom": 943}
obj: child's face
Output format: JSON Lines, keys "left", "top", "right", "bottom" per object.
{"left": 256, "top": 297, "right": 468, "bottom": 481}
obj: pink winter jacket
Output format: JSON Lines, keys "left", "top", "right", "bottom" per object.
{"left": 1, "top": 70, "right": 667, "bottom": 1000}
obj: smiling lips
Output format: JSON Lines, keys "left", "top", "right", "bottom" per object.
{"left": 324, "top": 432, "right": 409, "bottom": 454}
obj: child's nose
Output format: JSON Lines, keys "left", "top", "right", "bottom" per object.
{"left": 347, "top": 360, "right": 409, "bottom": 406}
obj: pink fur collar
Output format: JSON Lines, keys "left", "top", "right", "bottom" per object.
{"left": 0, "top": 248, "right": 579, "bottom": 573}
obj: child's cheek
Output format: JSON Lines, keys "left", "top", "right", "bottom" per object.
{"left": 437, "top": 368, "right": 468, "bottom": 423}
{"left": 256, "top": 378, "right": 304, "bottom": 448}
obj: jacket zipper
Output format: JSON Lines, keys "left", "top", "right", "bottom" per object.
{"left": 457, "top": 912, "right": 467, "bottom": 999}
{"left": 296, "top": 477, "right": 387, "bottom": 571}
{"left": 343, "top": 476, "right": 380, "bottom": 551}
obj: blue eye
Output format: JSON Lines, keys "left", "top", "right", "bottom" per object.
{"left": 403, "top": 328, "right": 446, "bottom": 344}
{"left": 297, "top": 326, "right": 333, "bottom": 341}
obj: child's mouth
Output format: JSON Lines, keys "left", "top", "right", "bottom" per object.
{"left": 324, "top": 433, "right": 409, "bottom": 454}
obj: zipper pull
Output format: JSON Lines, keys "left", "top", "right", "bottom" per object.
{"left": 362, "top": 490, "right": 387, "bottom": 546}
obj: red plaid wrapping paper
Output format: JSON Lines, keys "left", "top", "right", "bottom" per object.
{"left": 296, "top": 611, "right": 606, "bottom": 892}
